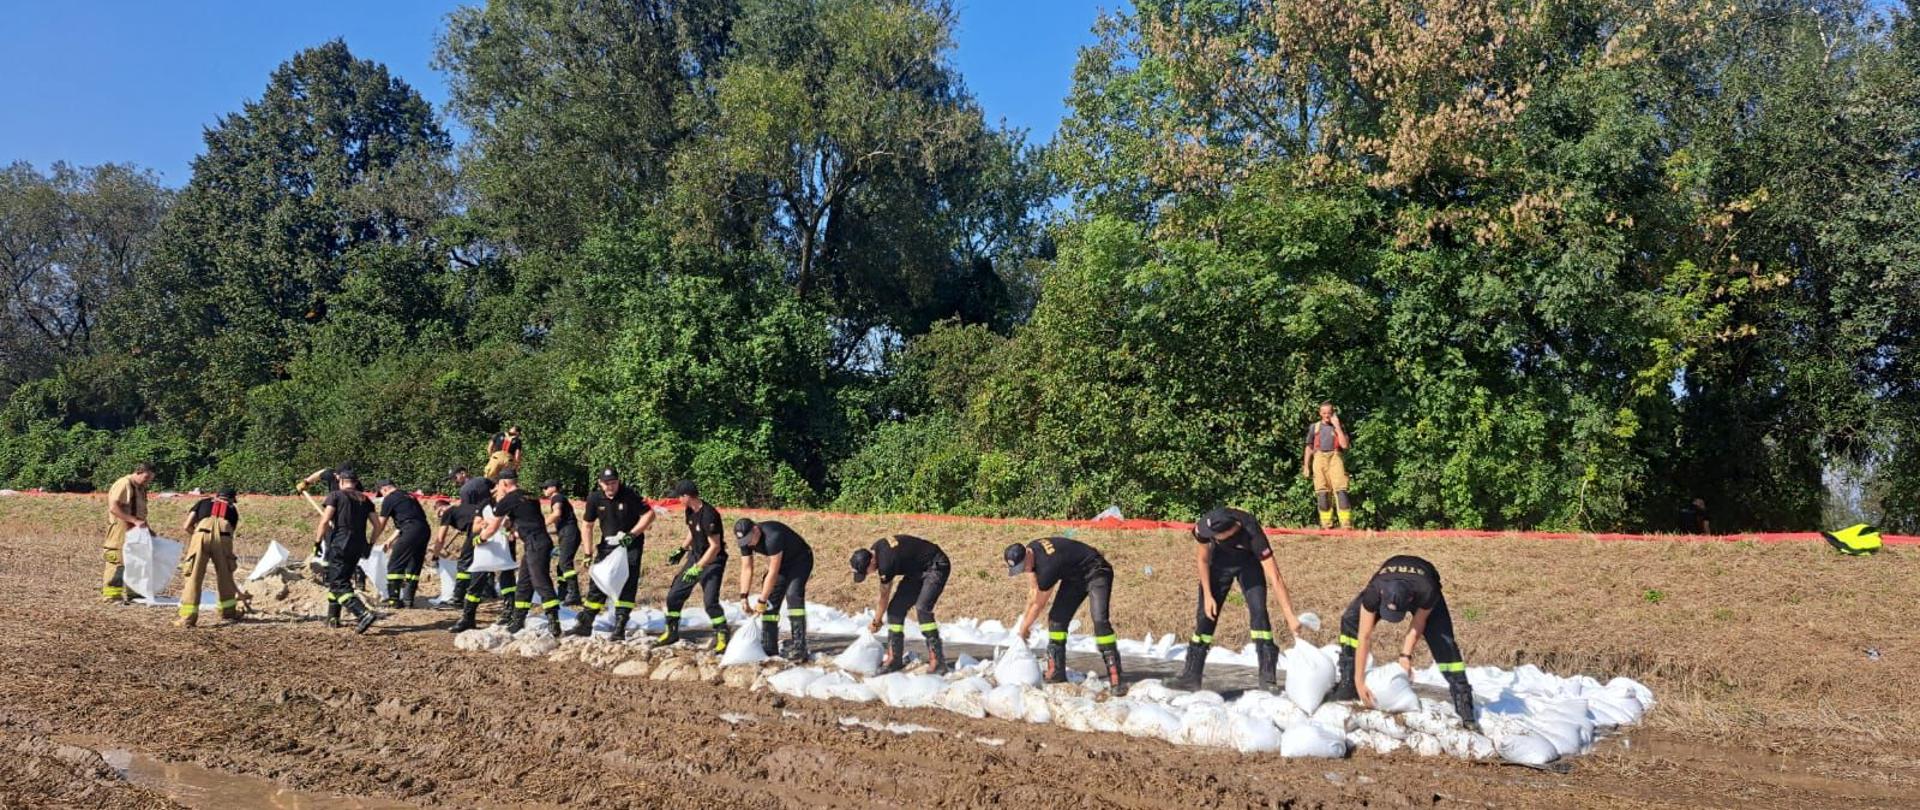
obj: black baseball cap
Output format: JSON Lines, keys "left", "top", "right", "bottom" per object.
{"left": 850, "top": 548, "right": 875, "bottom": 582}
{"left": 1003, "top": 543, "right": 1029, "bottom": 576}
{"left": 336, "top": 467, "right": 359, "bottom": 482}
{"left": 540, "top": 479, "right": 560, "bottom": 491}
{"left": 498, "top": 468, "right": 519, "bottom": 481}
{"left": 449, "top": 467, "right": 469, "bottom": 479}
{"left": 597, "top": 467, "right": 620, "bottom": 481}
{"left": 1195, "top": 508, "right": 1241, "bottom": 540}
{"left": 669, "top": 479, "right": 699, "bottom": 498}
{"left": 217, "top": 486, "right": 238, "bottom": 501}
{"left": 1376, "top": 580, "right": 1413, "bottom": 622}
{"left": 733, "top": 518, "right": 756, "bottom": 540}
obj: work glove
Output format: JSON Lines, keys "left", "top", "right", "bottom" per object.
{"left": 666, "top": 547, "right": 687, "bottom": 565}
{"left": 680, "top": 563, "right": 703, "bottom": 583}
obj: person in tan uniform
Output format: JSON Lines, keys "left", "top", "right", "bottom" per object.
{"left": 175, "top": 487, "right": 244, "bottom": 627}
{"left": 1301, "top": 402, "right": 1353, "bottom": 529}
{"left": 483, "top": 427, "right": 523, "bottom": 479}
{"left": 101, "top": 463, "right": 155, "bottom": 602}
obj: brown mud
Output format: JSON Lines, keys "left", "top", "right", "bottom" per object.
{"left": 1, "top": 494, "right": 1913, "bottom": 808}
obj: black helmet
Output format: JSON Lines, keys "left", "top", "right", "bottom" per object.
{"left": 1003, "top": 543, "right": 1029, "bottom": 576}
{"left": 849, "top": 548, "right": 875, "bottom": 582}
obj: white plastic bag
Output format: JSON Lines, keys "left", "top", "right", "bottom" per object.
{"left": 767, "top": 667, "right": 824, "bottom": 697}
{"left": 834, "top": 632, "right": 884, "bottom": 676}
{"left": 1364, "top": 666, "right": 1421, "bottom": 713}
{"left": 589, "top": 545, "right": 631, "bottom": 599}
{"left": 432, "top": 558, "right": 459, "bottom": 605}
{"left": 1177, "top": 705, "right": 1237, "bottom": 748}
{"left": 720, "top": 618, "right": 770, "bottom": 666}
{"left": 1279, "top": 722, "right": 1348, "bottom": 758}
{"left": 1283, "top": 638, "right": 1335, "bottom": 714}
{"left": 246, "top": 541, "right": 291, "bottom": 582}
{"left": 940, "top": 677, "right": 992, "bottom": 718}
{"left": 1121, "top": 703, "right": 1183, "bottom": 740}
{"left": 984, "top": 684, "right": 1029, "bottom": 720}
{"left": 358, "top": 547, "right": 389, "bottom": 599}
{"left": 1498, "top": 732, "right": 1559, "bottom": 765}
{"left": 1229, "top": 712, "right": 1285, "bottom": 753}
{"left": 122, "top": 528, "right": 182, "bottom": 601}
{"left": 879, "top": 674, "right": 948, "bottom": 709}
{"left": 992, "top": 644, "right": 1043, "bottom": 687}
{"left": 469, "top": 534, "right": 516, "bottom": 573}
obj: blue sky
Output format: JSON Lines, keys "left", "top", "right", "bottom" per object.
{"left": 0, "top": 1, "right": 1106, "bottom": 186}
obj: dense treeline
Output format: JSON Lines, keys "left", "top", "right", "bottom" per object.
{"left": 2, "top": 0, "right": 1916, "bottom": 532}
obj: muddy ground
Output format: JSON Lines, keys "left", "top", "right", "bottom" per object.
{"left": 1, "top": 493, "right": 1913, "bottom": 808}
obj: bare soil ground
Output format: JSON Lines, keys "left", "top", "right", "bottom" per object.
{"left": 1, "top": 493, "right": 1912, "bottom": 808}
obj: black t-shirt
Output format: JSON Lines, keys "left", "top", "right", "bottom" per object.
{"left": 440, "top": 503, "right": 478, "bottom": 534}
{"left": 495, "top": 489, "right": 551, "bottom": 543}
{"left": 1196, "top": 507, "right": 1274, "bottom": 565}
{"left": 490, "top": 433, "right": 522, "bottom": 455}
{"left": 1028, "top": 536, "right": 1107, "bottom": 591}
{"left": 739, "top": 520, "right": 812, "bottom": 572}
{"left": 1360, "top": 555, "right": 1442, "bottom": 615}
{"left": 584, "top": 485, "right": 647, "bottom": 539}
{"left": 549, "top": 496, "right": 578, "bottom": 530}
{"left": 458, "top": 476, "right": 494, "bottom": 507}
{"left": 1678, "top": 503, "right": 1710, "bottom": 533}
{"left": 318, "top": 469, "right": 341, "bottom": 492}
{"left": 685, "top": 502, "right": 726, "bottom": 561}
{"left": 379, "top": 492, "right": 429, "bottom": 532}
{"left": 323, "top": 490, "right": 375, "bottom": 546}
{"left": 189, "top": 497, "right": 241, "bottom": 529}
{"left": 873, "top": 534, "right": 948, "bottom": 583}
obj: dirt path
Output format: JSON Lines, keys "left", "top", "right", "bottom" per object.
{"left": 1, "top": 498, "right": 1912, "bottom": 808}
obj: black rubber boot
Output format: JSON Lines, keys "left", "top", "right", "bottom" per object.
{"left": 1446, "top": 671, "right": 1480, "bottom": 732}
{"left": 760, "top": 617, "right": 781, "bottom": 657}
{"left": 568, "top": 608, "right": 597, "bottom": 637}
{"left": 444, "top": 577, "right": 470, "bottom": 612}
{"left": 325, "top": 601, "right": 342, "bottom": 629}
{"left": 1044, "top": 641, "right": 1069, "bottom": 684}
{"left": 504, "top": 606, "right": 527, "bottom": 633}
{"left": 879, "top": 631, "right": 907, "bottom": 673}
{"left": 1256, "top": 640, "right": 1281, "bottom": 692}
{"left": 610, "top": 608, "right": 631, "bottom": 642}
{"left": 1166, "top": 641, "right": 1208, "bottom": 691}
{"left": 344, "top": 595, "right": 377, "bottom": 634}
{"left": 1330, "top": 646, "right": 1359, "bottom": 701}
{"left": 785, "top": 616, "right": 809, "bottom": 662}
{"left": 649, "top": 617, "right": 680, "bottom": 648}
{"left": 448, "top": 601, "right": 478, "bottom": 633}
{"left": 561, "top": 578, "right": 582, "bottom": 607}
{"left": 1100, "top": 647, "right": 1128, "bottom": 696}
{"left": 546, "top": 607, "right": 564, "bottom": 638}
{"left": 395, "top": 580, "right": 413, "bottom": 609}
{"left": 925, "top": 630, "right": 951, "bottom": 675}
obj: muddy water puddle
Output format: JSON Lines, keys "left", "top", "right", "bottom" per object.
{"left": 54, "top": 735, "right": 416, "bottom": 810}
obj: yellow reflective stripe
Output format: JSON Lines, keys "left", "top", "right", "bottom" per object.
{"left": 1094, "top": 634, "right": 1116, "bottom": 646}
{"left": 583, "top": 599, "right": 605, "bottom": 610}
{"left": 1338, "top": 635, "right": 1359, "bottom": 648}
{"left": 558, "top": 570, "right": 577, "bottom": 579}
{"left": 918, "top": 622, "right": 939, "bottom": 632}
{"left": 1436, "top": 661, "right": 1466, "bottom": 672}
{"left": 178, "top": 605, "right": 199, "bottom": 616}
{"left": 218, "top": 599, "right": 238, "bottom": 609}
{"left": 466, "top": 593, "right": 484, "bottom": 603}
{"left": 455, "top": 571, "right": 471, "bottom": 580}
{"left": 887, "top": 624, "right": 904, "bottom": 633}
{"left": 1191, "top": 634, "right": 1213, "bottom": 644}
{"left": 785, "top": 608, "right": 806, "bottom": 617}
{"left": 541, "top": 600, "right": 561, "bottom": 609}
{"left": 760, "top": 613, "right": 780, "bottom": 621}
{"left": 1048, "top": 630, "right": 1068, "bottom": 641}
{"left": 1249, "top": 630, "right": 1274, "bottom": 640}
{"left": 615, "top": 601, "right": 635, "bottom": 609}
{"left": 709, "top": 615, "right": 726, "bottom": 626}
{"left": 665, "top": 611, "right": 681, "bottom": 618}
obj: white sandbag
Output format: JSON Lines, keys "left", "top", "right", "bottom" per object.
{"left": 432, "top": 558, "right": 459, "bottom": 605}
{"left": 1177, "top": 705, "right": 1236, "bottom": 748}
{"left": 469, "top": 534, "right": 516, "bottom": 573}
{"left": 1086, "top": 700, "right": 1130, "bottom": 733}
{"left": 1296, "top": 611, "right": 1322, "bottom": 632}
{"left": 1346, "top": 728, "right": 1404, "bottom": 755}
{"left": 1129, "top": 679, "right": 1179, "bottom": 703}
{"left": 816, "top": 674, "right": 878, "bottom": 703}
{"left": 1498, "top": 732, "right": 1560, "bottom": 765}
{"left": 1350, "top": 709, "right": 1407, "bottom": 739}
{"left": 1020, "top": 688, "right": 1053, "bottom": 724}
{"left": 246, "top": 541, "right": 291, "bottom": 582}
{"left": 1171, "top": 691, "right": 1226, "bottom": 708}
{"left": 984, "top": 684, "right": 1029, "bottom": 720}
{"left": 1121, "top": 703, "right": 1183, "bottom": 740}
{"left": 1284, "top": 638, "right": 1335, "bottom": 714}
{"left": 1233, "top": 691, "right": 1307, "bottom": 730}
{"left": 1527, "top": 698, "right": 1594, "bottom": 756}
{"left": 1054, "top": 697, "right": 1098, "bottom": 732}
{"left": 1364, "top": 666, "right": 1421, "bottom": 714}
{"left": 1279, "top": 722, "right": 1348, "bottom": 758}
{"left": 720, "top": 618, "right": 771, "bottom": 666}
{"left": 358, "top": 547, "right": 389, "bottom": 598}
{"left": 1229, "top": 712, "right": 1284, "bottom": 753}
{"left": 940, "top": 678, "right": 991, "bottom": 719}
{"left": 1588, "top": 690, "right": 1645, "bottom": 726}
{"left": 879, "top": 674, "right": 949, "bottom": 709}
{"left": 834, "top": 632, "right": 884, "bottom": 676}
{"left": 992, "top": 644, "right": 1043, "bottom": 687}
{"left": 122, "top": 529, "right": 183, "bottom": 600}
{"left": 589, "top": 545, "right": 631, "bottom": 600}
{"left": 1310, "top": 701, "right": 1353, "bottom": 732}
{"left": 1402, "top": 704, "right": 1462, "bottom": 736}
{"left": 1405, "top": 731, "right": 1445, "bottom": 757}
{"left": 453, "top": 627, "right": 513, "bottom": 652}
{"left": 767, "top": 667, "right": 824, "bottom": 697}
{"left": 1435, "top": 728, "right": 1497, "bottom": 760}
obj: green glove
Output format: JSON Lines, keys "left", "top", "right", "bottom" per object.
{"left": 666, "top": 547, "right": 687, "bottom": 565}
{"left": 681, "top": 563, "right": 702, "bottom": 582}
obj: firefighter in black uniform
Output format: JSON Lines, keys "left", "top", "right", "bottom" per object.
{"left": 734, "top": 518, "right": 813, "bottom": 661}
{"left": 570, "top": 468, "right": 654, "bottom": 640}
{"left": 654, "top": 480, "right": 729, "bottom": 652}
{"left": 1331, "top": 555, "right": 1479, "bottom": 731}
{"left": 435, "top": 500, "right": 482, "bottom": 628}
{"left": 1168, "top": 507, "right": 1305, "bottom": 692}
{"left": 1006, "top": 536, "right": 1126, "bottom": 695}
{"left": 543, "top": 480, "right": 585, "bottom": 606}
{"left": 851, "top": 534, "right": 952, "bottom": 674}
{"left": 373, "top": 481, "right": 432, "bottom": 608}
{"left": 446, "top": 466, "right": 502, "bottom": 608}
{"left": 476, "top": 471, "right": 563, "bottom": 636}
{"left": 311, "top": 469, "right": 379, "bottom": 633}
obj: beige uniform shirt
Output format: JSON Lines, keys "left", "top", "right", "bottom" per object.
{"left": 107, "top": 474, "right": 148, "bottom": 527}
